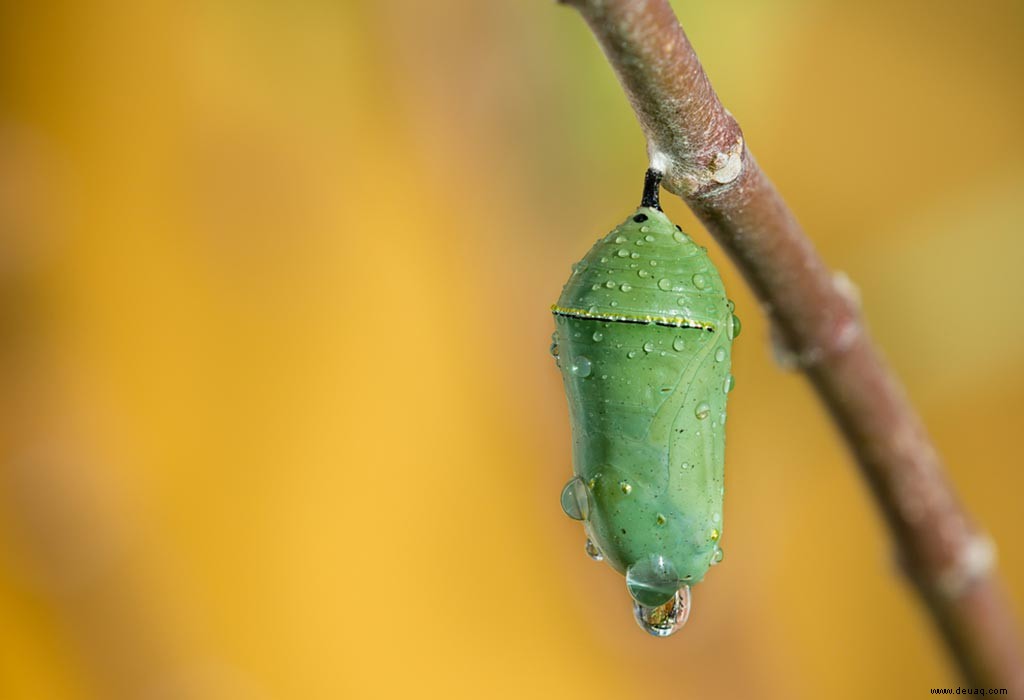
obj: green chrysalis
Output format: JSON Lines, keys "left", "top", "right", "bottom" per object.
{"left": 551, "top": 170, "right": 739, "bottom": 636}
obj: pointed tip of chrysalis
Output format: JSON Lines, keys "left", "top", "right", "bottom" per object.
{"left": 640, "top": 169, "right": 663, "bottom": 211}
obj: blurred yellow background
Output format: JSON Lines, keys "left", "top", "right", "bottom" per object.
{"left": 1, "top": 1, "right": 1022, "bottom": 698}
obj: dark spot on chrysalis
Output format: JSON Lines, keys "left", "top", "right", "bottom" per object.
{"left": 633, "top": 214, "right": 648, "bottom": 223}
{"left": 675, "top": 224, "right": 683, "bottom": 231}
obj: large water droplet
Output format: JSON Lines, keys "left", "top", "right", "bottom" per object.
{"left": 560, "top": 477, "right": 590, "bottom": 521}
{"left": 615, "top": 235, "right": 627, "bottom": 244}
{"left": 637, "top": 269, "right": 649, "bottom": 278}
{"left": 672, "top": 231, "right": 688, "bottom": 243}
{"left": 672, "top": 337, "right": 686, "bottom": 352}
{"left": 585, "top": 538, "right": 604, "bottom": 561}
{"left": 626, "top": 554, "right": 680, "bottom": 606}
{"left": 627, "top": 350, "right": 637, "bottom": 359}
{"left": 644, "top": 234, "right": 655, "bottom": 242}
{"left": 633, "top": 586, "right": 691, "bottom": 637}
{"left": 617, "top": 249, "right": 630, "bottom": 258}
{"left": 729, "top": 313, "right": 742, "bottom": 339}
{"left": 724, "top": 374, "right": 735, "bottom": 393}
{"left": 710, "top": 547, "right": 724, "bottom": 566}
{"left": 592, "top": 331, "right": 604, "bottom": 342}
{"left": 715, "top": 347, "right": 727, "bottom": 362}
{"left": 570, "top": 356, "right": 592, "bottom": 378}
{"left": 620, "top": 283, "right": 632, "bottom": 293}
{"left": 695, "top": 402, "right": 711, "bottom": 420}
{"left": 692, "top": 274, "right": 708, "bottom": 289}
{"left": 605, "top": 280, "right": 616, "bottom": 289}
{"left": 657, "top": 278, "right": 672, "bottom": 291}
{"left": 642, "top": 341, "right": 655, "bottom": 353}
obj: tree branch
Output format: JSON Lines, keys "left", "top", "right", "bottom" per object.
{"left": 561, "top": 0, "right": 1023, "bottom": 690}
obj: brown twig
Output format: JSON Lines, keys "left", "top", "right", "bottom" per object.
{"left": 560, "top": 0, "right": 1023, "bottom": 690}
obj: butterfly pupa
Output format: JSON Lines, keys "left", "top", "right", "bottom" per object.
{"left": 551, "top": 170, "right": 738, "bottom": 636}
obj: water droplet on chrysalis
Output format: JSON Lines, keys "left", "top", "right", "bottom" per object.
{"left": 729, "top": 313, "right": 742, "bottom": 339}
{"left": 585, "top": 538, "right": 604, "bottom": 561}
{"left": 626, "top": 554, "right": 680, "bottom": 607}
{"left": 570, "top": 356, "right": 592, "bottom": 378}
{"left": 643, "top": 341, "right": 655, "bottom": 353}
{"left": 559, "top": 477, "right": 590, "bottom": 521}
{"left": 715, "top": 347, "right": 726, "bottom": 362}
{"left": 695, "top": 402, "right": 711, "bottom": 420}
{"left": 692, "top": 274, "right": 708, "bottom": 289}
{"left": 633, "top": 586, "right": 691, "bottom": 637}
{"left": 592, "top": 331, "right": 604, "bottom": 342}
{"left": 672, "top": 337, "right": 686, "bottom": 352}
{"left": 658, "top": 278, "right": 672, "bottom": 291}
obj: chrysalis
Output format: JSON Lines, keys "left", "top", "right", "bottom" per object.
{"left": 551, "top": 170, "right": 739, "bottom": 636}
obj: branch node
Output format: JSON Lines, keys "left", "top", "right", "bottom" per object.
{"left": 935, "top": 535, "right": 997, "bottom": 601}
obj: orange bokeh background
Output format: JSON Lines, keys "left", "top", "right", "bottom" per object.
{"left": 1, "top": 1, "right": 1022, "bottom": 698}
